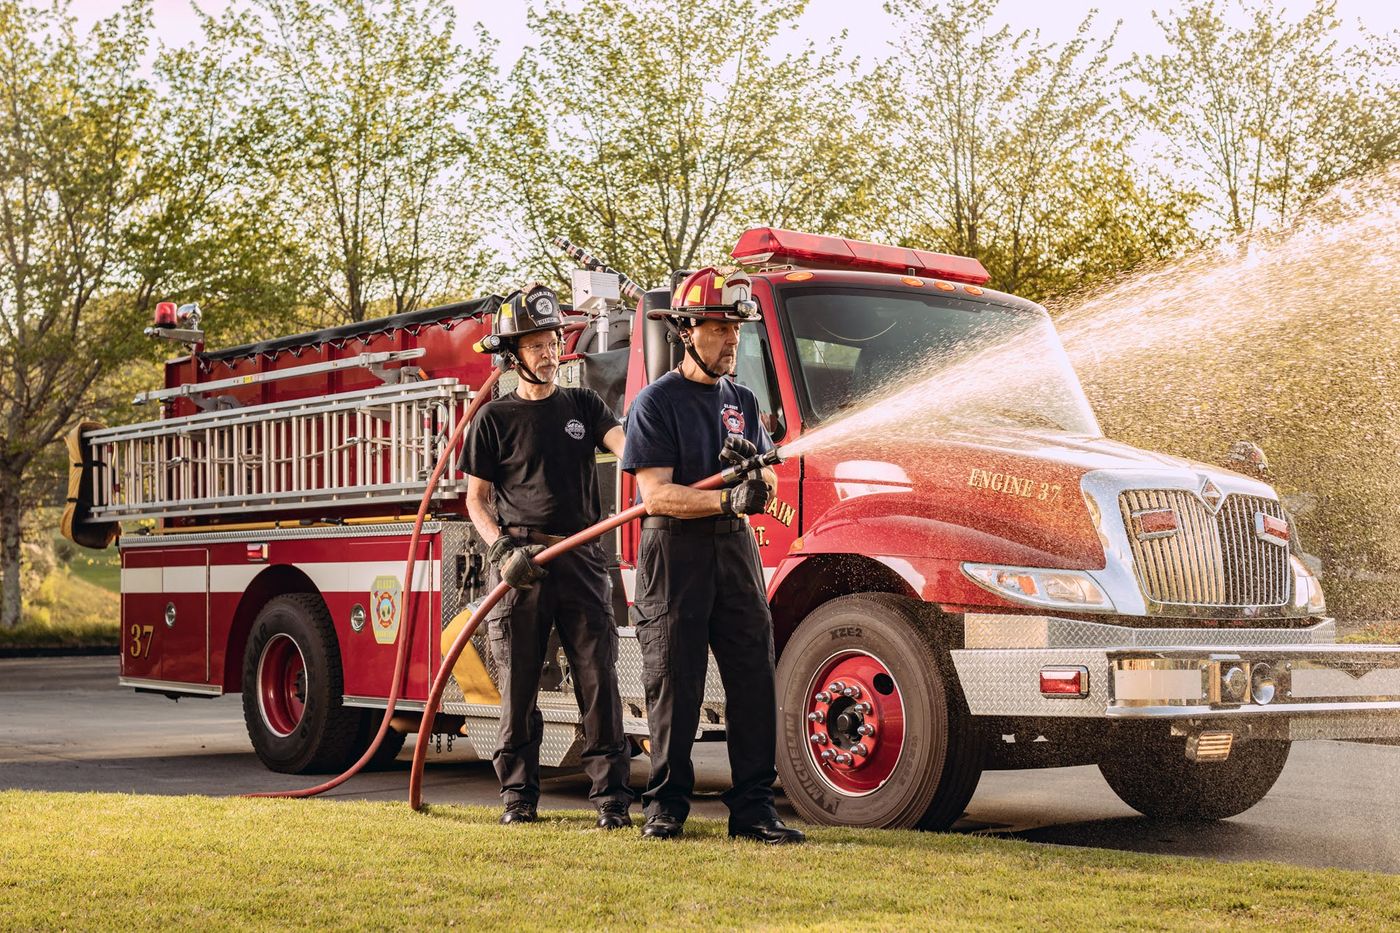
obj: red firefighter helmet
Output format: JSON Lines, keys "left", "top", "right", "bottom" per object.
{"left": 649, "top": 267, "right": 762, "bottom": 324}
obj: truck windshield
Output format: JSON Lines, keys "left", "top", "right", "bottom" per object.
{"left": 780, "top": 285, "right": 1101, "bottom": 436}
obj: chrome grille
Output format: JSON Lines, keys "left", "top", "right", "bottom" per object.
{"left": 1119, "top": 490, "right": 1291, "bottom": 608}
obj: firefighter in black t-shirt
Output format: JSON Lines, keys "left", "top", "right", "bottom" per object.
{"left": 462, "top": 284, "right": 632, "bottom": 829}
{"left": 621, "top": 267, "right": 805, "bottom": 845}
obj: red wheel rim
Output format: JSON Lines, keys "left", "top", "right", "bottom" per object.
{"left": 803, "top": 651, "right": 905, "bottom": 795}
{"left": 258, "top": 634, "right": 307, "bottom": 737}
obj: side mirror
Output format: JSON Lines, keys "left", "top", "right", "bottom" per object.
{"left": 1225, "top": 440, "right": 1270, "bottom": 478}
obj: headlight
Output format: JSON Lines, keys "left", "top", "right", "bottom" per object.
{"left": 962, "top": 563, "right": 1115, "bottom": 612}
{"left": 1291, "top": 555, "right": 1326, "bottom": 614}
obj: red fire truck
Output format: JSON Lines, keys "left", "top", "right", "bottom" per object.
{"left": 64, "top": 227, "right": 1400, "bottom": 829}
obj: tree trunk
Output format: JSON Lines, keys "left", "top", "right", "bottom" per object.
{"left": 0, "top": 475, "right": 21, "bottom": 630}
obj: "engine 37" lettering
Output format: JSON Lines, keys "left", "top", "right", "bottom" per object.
{"left": 967, "top": 467, "right": 1060, "bottom": 502}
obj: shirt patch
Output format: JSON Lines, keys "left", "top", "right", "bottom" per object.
{"left": 565, "top": 418, "right": 587, "bottom": 440}
{"left": 721, "top": 403, "right": 745, "bottom": 435}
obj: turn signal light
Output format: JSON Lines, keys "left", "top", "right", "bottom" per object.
{"left": 1040, "top": 666, "right": 1089, "bottom": 698}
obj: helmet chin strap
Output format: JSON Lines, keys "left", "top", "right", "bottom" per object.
{"left": 679, "top": 326, "right": 729, "bottom": 380}
{"left": 505, "top": 349, "right": 550, "bottom": 385}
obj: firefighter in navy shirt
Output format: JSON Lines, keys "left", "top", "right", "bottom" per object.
{"left": 622, "top": 267, "right": 805, "bottom": 845}
{"left": 462, "top": 284, "right": 632, "bottom": 829}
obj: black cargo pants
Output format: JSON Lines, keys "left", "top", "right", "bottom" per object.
{"left": 631, "top": 516, "right": 779, "bottom": 826}
{"left": 485, "top": 537, "right": 630, "bottom": 808}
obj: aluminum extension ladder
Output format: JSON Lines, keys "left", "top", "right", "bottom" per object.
{"left": 84, "top": 378, "right": 476, "bottom": 522}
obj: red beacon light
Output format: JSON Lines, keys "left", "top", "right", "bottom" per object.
{"left": 153, "top": 301, "right": 178, "bottom": 329}
{"left": 731, "top": 227, "right": 991, "bottom": 286}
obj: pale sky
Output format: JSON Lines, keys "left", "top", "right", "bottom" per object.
{"left": 78, "top": 0, "right": 1400, "bottom": 71}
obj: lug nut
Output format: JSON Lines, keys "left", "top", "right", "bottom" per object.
{"left": 842, "top": 685, "right": 862, "bottom": 699}
{"left": 828, "top": 681, "right": 846, "bottom": 693}
{"left": 807, "top": 711, "right": 825, "bottom": 724}
{"left": 834, "top": 753, "right": 852, "bottom": 765}
{"left": 810, "top": 733, "right": 828, "bottom": 745}
{"left": 820, "top": 749, "right": 836, "bottom": 762}
{"left": 856, "top": 703, "right": 872, "bottom": 715}
{"left": 814, "top": 691, "right": 831, "bottom": 704}
{"left": 850, "top": 744, "right": 868, "bottom": 757}
{"left": 856, "top": 724, "right": 875, "bottom": 737}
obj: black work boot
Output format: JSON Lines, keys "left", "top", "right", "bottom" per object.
{"left": 596, "top": 801, "right": 632, "bottom": 830}
{"left": 641, "top": 813, "right": 684, "bottom": 840}
{"left": 729, "top": 818, "right": 805, "bottom": 845}
{"left": 499, "top": 801, "right": 538, "bottom": 825}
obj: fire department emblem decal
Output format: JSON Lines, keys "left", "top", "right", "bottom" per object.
{"left": 565, "top": 418, "right": 586, "bottom": 440}
{"left": 721, "top": 403, "right": 745, "bottom": 436}
{"left": 370, "top": 574, "right": 403, "bottom": 645}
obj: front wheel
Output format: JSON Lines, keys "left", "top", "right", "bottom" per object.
{"left": 1099, "top": 728, "right": 1291, "bottom": 820}
{"left": 775, "top": 593, "right": 984, "bottom": 830}
{"left": 242, "top": 594, "right": 362, "bottom": 774}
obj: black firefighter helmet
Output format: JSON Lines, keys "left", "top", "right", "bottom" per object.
{"left": 476, "top": 283, "right": 565, "bottom": 384}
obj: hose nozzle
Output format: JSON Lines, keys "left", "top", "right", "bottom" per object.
{"left": 719, "top": 446, "right": 785, "bottom": 485}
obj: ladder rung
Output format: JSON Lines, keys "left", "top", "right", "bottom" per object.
{"left": 87, "top": 379, "right": 474, "bottom": 523}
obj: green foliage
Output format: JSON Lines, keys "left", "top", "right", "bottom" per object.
{"left": 1131, "top": 0, "right": 1391, "bottom": 237}
{"left": 870, "top": 0, "right": 1196, "bottom": 302}
{"left": 494, "top": 0, "right": 869, "bottom": 290}
{"left": 226, "top": 0, "right": 500, "bottom": 323}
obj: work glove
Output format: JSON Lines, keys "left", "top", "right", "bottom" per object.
{"left": 719, "top": 435, "right": 759, "bottom": 471}
{"left": 720, "top": 478, "right": 771, "bottom": 517}
{"left": 501, "top": 545, "right": 548, "bottom": 590}
{"left": 487, "top": 536, "right": 549, "bottom": 590}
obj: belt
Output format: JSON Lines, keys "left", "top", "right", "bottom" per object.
{"left": 503, "top": 526, "right": 569, "bottom": 546}
{"left": 640, "top": 516, "right": 747, "bottom": 535}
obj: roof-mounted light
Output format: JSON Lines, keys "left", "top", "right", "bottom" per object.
{"left": 731, "top": 226, "right": 990, "bottom": 285}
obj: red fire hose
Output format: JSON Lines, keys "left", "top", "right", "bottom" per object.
{"left": 244, "top": 365, "right": 504, "bottom": 799}
{"left": 408, "top": 453, "right": 778, "bottom": 811}
{"left": 244, "top": 320, "right": 778, "bottom": 805}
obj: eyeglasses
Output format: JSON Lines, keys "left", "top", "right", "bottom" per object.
{"left": 518, "top": 338, "right": 562, "bottom": 356}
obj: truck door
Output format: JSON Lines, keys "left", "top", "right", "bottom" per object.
{"left": 734, "top": 318, "right": 801, "bottom": 582}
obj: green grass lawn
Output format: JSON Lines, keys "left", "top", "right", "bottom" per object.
{"left": 1, "top": 792, "right": 1396, "bottom": 930}
{"left": 1, "top": 569, "right": 119, "bottom": 648}
{"left": 48, "top": 521, "right": 122, "bottom": 592}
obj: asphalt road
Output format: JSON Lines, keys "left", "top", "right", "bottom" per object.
{"left": 4, "top": 656, "right": 1399, "bottom": 873}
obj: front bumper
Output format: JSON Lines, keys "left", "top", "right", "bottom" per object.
{"left": 950, "top": 615, "right": 1400, "bottom": 741}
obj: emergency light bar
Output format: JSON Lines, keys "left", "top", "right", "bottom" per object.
{"left": 731, "top": 227, "right": 991, "bottom": 286}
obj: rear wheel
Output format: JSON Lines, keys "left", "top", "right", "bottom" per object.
{"left": 775, "top": 593, "right": 984, "bottom": 830}
{"left": 242, "top": 594, "right": 361, "bottom": 774}
{"left": 1099, "top": 728, "right": 1290, "bottom": 820}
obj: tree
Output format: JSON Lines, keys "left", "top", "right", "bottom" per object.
{"left": 230, "top": 0, "right": 499, "bottom": 323}
{"left": 871, "top": 0, "right": 1193, "bottom": 302}
{"left": 0, "top": 2, "right": 158, "bottom": 627}
{"left": 0, "top": 1, "right": 305, "bottom": 629}
{"left": 1132, "top": 0, "right": 1387, "bottom": 237}
{"left": 493, "top": 0, "right": 869, "bottom": 291}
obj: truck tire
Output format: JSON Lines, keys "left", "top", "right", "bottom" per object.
{"left": 1099, "top": 730, "right": 1291, "bottom": 820}
{"left": 775, "top": 593, "right": 984, "bottom": 830}
{"left": 241, "top": 594, "right": 362, "bottom": 774}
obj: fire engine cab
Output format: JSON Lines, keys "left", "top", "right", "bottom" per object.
{"left": 64, "top": 228, "right": 1400, "bottom": 829}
